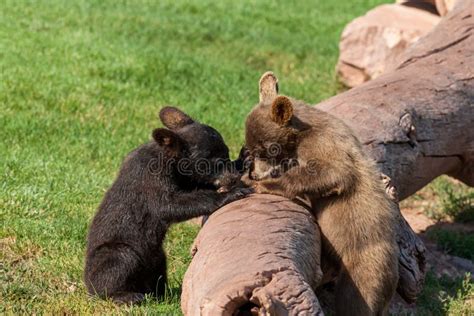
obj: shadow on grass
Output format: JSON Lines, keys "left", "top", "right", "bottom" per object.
{"left": 425, "top": 225, "right": 474, "bottom": 261}
{"left": 414, "top": 271, "right": 473, "bottom": 316}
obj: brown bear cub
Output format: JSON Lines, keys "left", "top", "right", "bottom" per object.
{"left": 84, "top": 107, "right": 251, "bottom": 304}
{"left": 243, "top": 72, "right": 399, "bottom": 316}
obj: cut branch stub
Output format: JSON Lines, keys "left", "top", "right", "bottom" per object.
{"left": 396, "top": 212, "right": 427, "bottom": 303}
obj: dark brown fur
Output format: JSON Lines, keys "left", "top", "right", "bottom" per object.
{"left": 84, "top": 107, "right": 250, "bottom": 304}
{"left": 243, "top": 72, "right": 399, "bottom": 315}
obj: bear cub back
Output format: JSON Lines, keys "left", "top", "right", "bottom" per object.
{"left": 84, "top": 107, "right": 250, "bottom": 304}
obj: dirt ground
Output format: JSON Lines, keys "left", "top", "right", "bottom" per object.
{"left": 389, "top": 195, "right": 474, "bottom": 314}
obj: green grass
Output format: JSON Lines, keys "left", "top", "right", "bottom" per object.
{"left": 407, "top": 177, "right": 473, "bottom": 217}
{"left": 1, "top": 0, "right": 472, "bottom": 314}
{"left": 419, "top": 177, "right": 474, "bottom": 223}
{"left": 432, "top": 178, "right": 473, "bottom": 223}
{"left": 414, "top": 272, "right": 473, "bottom": 316}
{"left": 443, "top": 274, "right": 474, "bottom": 316}
{"left": 427, "top": 229, "right": 474, "bottom": 261}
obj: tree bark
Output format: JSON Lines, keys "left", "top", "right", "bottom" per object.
{"left": 316, "top": 1, "right": 473, "bottom": 303}
{"left": 319, "top": 1, "right": 473, "bottom": 200}
{"left": 181, "top": 1, "right": 473, "bottom": 314}
{"left": 181, "top": 195, "right": 323, "bottom": 316}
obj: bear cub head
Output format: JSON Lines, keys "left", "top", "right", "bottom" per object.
{"left": 244, "top": 73, "right": 303, "bottom": 181}
{"left": 151, "top": 106, "right": 233, "bottom": 188}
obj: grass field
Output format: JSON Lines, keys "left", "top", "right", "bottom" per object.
{"left": 1, "top": 0, "right": 472, "bottom": 314}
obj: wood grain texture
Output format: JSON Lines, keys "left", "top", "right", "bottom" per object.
{"left": 181, "top": 194, "right": 323, "bottom": 315}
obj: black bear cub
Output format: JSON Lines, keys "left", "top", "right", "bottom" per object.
{"left": 84, "top": 107, "right": 250, "bottom": 304}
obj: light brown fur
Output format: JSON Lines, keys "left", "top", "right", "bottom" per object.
{"left": 243, "top": 72, "right": 399, "bottom": 316}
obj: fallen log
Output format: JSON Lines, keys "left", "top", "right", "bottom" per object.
{"left": 181, "top": 195, "right": 323, "bottom": 315}
{"left": 182, "top": 0, "right": 473, "bottom": 313}
{"left": 318, "top": 1, "right": 473, "bottom": 302}
{"left": 322, "top": 0, "right": 473, "bottom": 200}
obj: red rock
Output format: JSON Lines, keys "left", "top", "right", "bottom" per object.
{"left": 336, "top": 4, "right": 439, "bottom": 87}
{"left": 435, "top": 0, "right": 456, "bottom": 16}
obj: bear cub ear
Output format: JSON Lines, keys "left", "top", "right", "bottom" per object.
{"left": 271, "top": 96, "right": 293, "bottom": 126}
{"left": 259, "top": 71, "right": 279, "bottom": 104}
{"left": 159, "top": 106, "right": 194, "bottom": 130}
{"left": 152, "top": 128, "right": 182, "bottom": 151}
